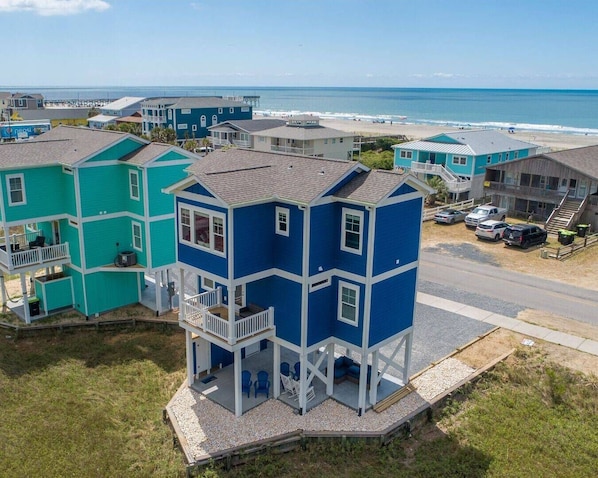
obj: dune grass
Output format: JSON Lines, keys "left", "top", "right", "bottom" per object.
{"left": 1, "top": 330, "right": 596, "bottom": 477}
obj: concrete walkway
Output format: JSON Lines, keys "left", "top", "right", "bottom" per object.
{"left": 417, "top": 292, "right": 598, "bottom": 357}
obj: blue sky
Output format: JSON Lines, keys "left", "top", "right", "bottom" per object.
{"left": 2, "top": 0, "right": 597, "bottom": 89}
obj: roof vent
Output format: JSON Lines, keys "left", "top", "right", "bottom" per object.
{"left": 318, "top": 169, "right": 325, "bottom": 175}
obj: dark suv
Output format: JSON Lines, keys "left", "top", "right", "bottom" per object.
{"left": 502, "top": 224, "right": 548, "bottom": 249}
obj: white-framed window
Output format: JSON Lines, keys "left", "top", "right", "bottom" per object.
{"left": 177, "top": 123, "right": 188, "bottom": 130}
{"left": 202, "top": 276, "right": 215, "bottom": 290}
{"left": 167, "top": 109, "right": 172, "bottom": 119}
{"left": 400, "top": 150, "right": 413, "bottom": 159}
{"left": 212, "top": 115, "right": 218, "bottom": 125}
{"left": 200, "top": 115, "right": 206, "bottom": 127}
{"left": 309, "top": 277, "right": 331, "bottom": 292}
{"left": 241, "top": 106, "right": 250, "bottom": 112}
{"left": 218, "top": 108, "right": 223, "bottom": 114}
{"left": 179, "top": 204, "right": 226, "bottom": 256}
{"left": 514, "top": 151, "right": 519, "bottom": 159}
{"left": 498, "top": 153, "right": 503, "bottom": 162}
{"left": 340, "top": 137, "right": 344, "bottom": 143}
{"left": 341, "top": 208, "right": 363, "bottom": 254}
{"left": 129, "top": 170, "right": 140, "bottom": 200}
{"left": 275, "top": 206, "right": 289, "bottom": 236}
{"left": 324, "top": 139, "right": 328, "bottom": 144}
{"left": 452, "top": 156, "right": 467, "bottom": 165}
{"left": 6, "top": 174, "right": 26, "bottom": 206}
{"left": 192, "top": 124, "right": 197, "bottom": 132}
{"left": 229, "top": 107, "right": 234, "bottom": 113}
{"left": 338, "top": 281, "right": 359, "bottom": 326}
{"left": 240, "top": 132, "right": 249, "bottom": 142}
{"left": 132, "top": 221, "right": 142, "bottom": 251}
{"left": 505, "top": 152, "right": 510, "bottom": 160}
{"left": 259, "top": 136, "right": 265, "bottom": 142}
{"left": 332, "top": 138, "right": 336, "bottom": 144}
{"left": 181, "top": 109, "right": 191, "bottom": 114}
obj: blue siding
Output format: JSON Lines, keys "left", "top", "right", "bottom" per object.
{"left": 390, "top": 183, "right": 417, "bottom": 197}
{"left": 369, "top": 269, "right": 417, "bottom": 345}
{"left": 307, "top": 282, "right": 335, "bottom": 346}
{"left": 169, "top": 106, "right": 252, "bottom": 141}
{"left": 335, "top": 204, "right": 368, "bottom": 277}
{"left": 186, "top": 183, "right": 215, "bottom": 198}
{"left": 234, "top": 203, "right": 275, "bottom": 277}
{"left": 247, "top": 276, "right": 301, "bottom": 346}
{"left": 373, "top": 198, "right": 422, "bottom": 276}
{"left": 309, "top": 203, "right": 338, "bottom": 275}
{"left": 332, "top": 277, "right": 364, "bottom": 347}
{"left": 273, "top": 203, "right": 303, "bottom": 276}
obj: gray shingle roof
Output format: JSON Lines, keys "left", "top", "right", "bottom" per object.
{"left": 334, "top": 169, "right": 414, "bottom": 204}
{"left": 397, "top": 129, "right": 538, "bottom": 156}
{"left": 209, "top": 119, "right": 286, "bottom": 133}
{"left": 253, "top": 124, "right": 354, "bottom": 141}
{"left": 185, "top": 149, "right": 361, "bottom": 205}
{"left": 0, "top": 139, "right": 72, "bottom": 169}
{"left": 142, "top": 96, "right": 249, "bottom": 109}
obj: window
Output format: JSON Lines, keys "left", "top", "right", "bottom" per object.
{"left": 505, "top": 153, "right": 510, "bottom": 160}
{"left": 275, "top": 207, "right": 289, "bottom": 236}
{"left": 400, "top": 150, "right": 413, "bottom": 159}
{"left": 341, "top": 208, "right": 363, "bottom": 254}
{"left": 181, "top": 109, "right": 191, "bottom": 114}
{"left": 167, "top": 109, "right": 172, "bottom": 119}
{"left": 218, "top": 108, "right": 223, "bottom": 114}
{"left": 192, "top": 124, "right": 197, "bottom": 132}
{"left": 514, "top": 151, "right": 519, "bottom": 159}
{"left": 202, "top": 276, "right": 215, "bottom": 290}
{"left": 241, "top": 106, "right": 250, "bottom": 112}
{"left": 452, "top": 156, "right": 467, "bottom": 165}
{"left": 338, "top": 281, "right": 359, "bottom": 326}
{"left": 486, "top": 155, "right": 492, "bottom": 164}
{"left": 129, "top": 170, "right": 140, "bottom": 200}
{"left": 132, "top": 222, "right": 142, "bottom": 251}
{"left": 340, "top": 137, "right": 344, "bottom": 143}
{"left": 498, "top": 153, "right": 503, "bottom": 162}
{"left": 177, "top": 123, "right": 188, "bottom": 129}
{"left": 259, "top": 136, "right": 265, "bottom": 142}
{"left": 212, "top": 115, "right": 218, "bottom": 125}
{"left": 229, "top": 107, "right": 234, "bottom": 113}
{"left": 6, "top": 174, "right": 26, "bottom": 205}
{"left": 179, "top": 205, "right": 226, "bottom": 256}
{"left": 240, "top": 132, "right": 249, "bottom": 142}
{"left": 200, "top": 115, "right": 207, "bottom": 127}
{"left": 324, "top": 139, "right": 328, "bottom": 144}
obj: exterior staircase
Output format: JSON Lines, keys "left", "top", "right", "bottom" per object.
{"left": 545, "top": 198, "right": 584, "bottom": 235}
{"left": 410, "top": 162, "right": 471, "bottom": 193}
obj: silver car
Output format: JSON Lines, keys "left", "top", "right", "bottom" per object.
{"left": 434, "top": 209, "right": 467, "bottom": 224}
{"left": 475, "top": 220, "right": 509, "bottom": 241}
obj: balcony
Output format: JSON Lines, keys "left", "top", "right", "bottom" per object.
{"left": 271, "top": 145, "right": 315, "bottom": 155}
{"left": 181, "top": 287, "right": 275, "bottom": 347}
{"left": 484, "top": 181, "right": 565, "bottom": 202}
{"left": 410, "top": 162, "right": 471, "bottom": 193}
{"left": 0, "top": 243, "right": 70, "bottom": 272}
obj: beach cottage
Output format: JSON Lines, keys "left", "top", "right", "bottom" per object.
{"left": 0, "top": 126, "right": 196, "bottom": 322}
{"left": 166, "top": 148, "right": 432, "bottom": 417}
{"left": 393, "top": 129, "right": 540, "bottom": 199}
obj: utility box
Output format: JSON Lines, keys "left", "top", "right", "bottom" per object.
{"left": 117, "top": 251, "right": 137, "bottom": 267}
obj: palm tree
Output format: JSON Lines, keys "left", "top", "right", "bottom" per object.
{"left": 426, "top": 176, "right": 449, "bottom": 206}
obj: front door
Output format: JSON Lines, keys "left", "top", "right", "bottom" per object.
{"left": 429, "top": 153, "right": 436, "bottom": 164}
{"left": 568, "top": 179, "right": 577, "bottom": 198}
{"left": 234, "top": 284, "right": 245, "bottom": 312}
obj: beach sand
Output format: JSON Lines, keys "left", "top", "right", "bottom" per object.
{"left": 317, "top": 118, "right": 598, "bottom": 151}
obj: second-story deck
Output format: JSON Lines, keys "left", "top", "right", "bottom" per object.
{"left": 180, "top": 287, "right": 275, "bottom": 349}
{"left": 0, "top": 231, "right": 70, "bottom": 272}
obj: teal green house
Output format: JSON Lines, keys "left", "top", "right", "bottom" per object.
{"left": 0, "top": 126, "right": 196, "bottom": 323}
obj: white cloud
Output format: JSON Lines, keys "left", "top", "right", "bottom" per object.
{"left": 0, "top": 0, "right": 110, "bottom": 16}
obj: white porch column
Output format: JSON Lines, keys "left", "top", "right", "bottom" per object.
{"left": 357, "top": 351, "right": 368, "bottom": 416}
{"left": 20, "top": 273, "right": 30, "bottom": 324}
{"left": 273, "top": 342, "right": 281, "bottom": 398}
{"left": 298, "top": 354, "right": 307, "bottom": 414}
{"left": 178, "top": 268, "right": 185, "bottom": 322}
{"left": 326, "top": 343, "right": 335, "bottom": 396}
{"left": 234, "top": 349, "right": 242, "bottom": 417}
{"left": 154, "top": 271, "right": 162, "bottom": 316}
{"left": 403, "top": 331, "right": 413, "bottom": 385}
{"left": 185, "top": 330, "right": 194, "bottom": 386}
{"left": 369, "top": 350, "right": 380, "bottom": 406}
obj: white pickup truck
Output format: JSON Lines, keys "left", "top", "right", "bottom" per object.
{"left": 464, "top": 205, "right": 507, "bottom": 228}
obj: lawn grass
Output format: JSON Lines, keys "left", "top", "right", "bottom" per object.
{"left": 2, "top": 331, "right": 596, "bottom": 477}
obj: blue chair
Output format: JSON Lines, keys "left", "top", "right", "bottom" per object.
{"left": 254, "top": 370, "right": 271, "bottom": 398}
{"left": 293, "top": 361, "right": 301, "bottom": 380}
{"left": 280, "top": 362, "right": 290, "bottom": 377}
{"left": 241, "top": 370, "right": 252, "bottom": 398}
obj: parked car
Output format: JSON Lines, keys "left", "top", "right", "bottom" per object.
{"left": 434, "top": 208, "right": 467, "bottom": 224}
{"left": 502, "top": 224, "right": 548, "bottom": 249}
{"left": 464, "top": 205, "right": 507, "bottom": 228}
{"left": 475, "top": 220, "right": 510, "bottom": 241}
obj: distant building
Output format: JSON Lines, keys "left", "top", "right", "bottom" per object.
{"left": 208, "top": 118, "right": 286, "bottom": 148}
{"left": 8, "top": 93, "right": 44, "bottom": 111}
{"left": 393, "top": 129, "right": 540, "bottom": 199}
{"left": 252, "top": 115, "right": 355, "bottom": 161}
{"left": 141, "top": 97, "right": 252, "bottom": 144}
{"left": 0, "top": 92, "right": 10, "bottom": 121}
{"left": 88, "top": 96, "right": 145, "bottom": 129}
{"left": 0, "top": 120, "right": 51, "bottom": 141}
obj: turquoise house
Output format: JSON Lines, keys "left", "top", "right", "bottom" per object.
{"left": 0, "top": 126, "right": 196, "bottom": 322}
{"left": 393, "top": 129, "right": 540, "bottom": 199}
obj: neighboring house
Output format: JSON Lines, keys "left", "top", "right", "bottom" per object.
{"left": 88, "top": 96, "right": 145, "bottom": 129}
{"left": 141, "top": 97, "right": 252, "bottom": 144}
{"left": 252, "top": 115, "right": 355, "bottom": 161}
{"left": 484, "top": 145, "right": 598, "bottom": 233}
{"left": 116, "top": 111, "right": 143, "bottom": 126}
{"left": 165, "top": 148, "right": 432, "bottom": 417}
{"left": 0, "top": 125, "right": 196, "bottom": 323}
{"left": 208, "top": 118, "right": 286, "bottom": 148}
{"left": 8, "top": 93, "right": 44, "bottom": 111}
{"left": 393, "top": 129, "right": 540, "bottom": 199}
{"left": 0, "top": 92, "right": 10, "bottom": 121}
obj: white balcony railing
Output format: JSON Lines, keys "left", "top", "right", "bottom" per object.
{"left": 271, "top": 145, "right": 315, "bottom": 155}
{"left": 181, "top": 287, "right": 274, "bottom": 344}
{"left": 410, "top": 162, "right": 472, "bottom": 193}
{"left": 0, "top": 243, "right": 70, "bottom": 271}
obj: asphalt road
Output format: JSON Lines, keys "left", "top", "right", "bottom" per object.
{"left": 419, "top": 251, "right": 598, "bottom": 326}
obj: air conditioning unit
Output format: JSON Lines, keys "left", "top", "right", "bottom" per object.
{"left": 117, "top": 251, "right": 137, "bottom": 267}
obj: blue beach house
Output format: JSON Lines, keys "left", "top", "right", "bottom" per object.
{"left": 141, "top": 97, "right": 252, "bottom": 145}
{"left": 393, "top": 129, "right": 539, "bottom": 199}
{"left": 0, "top": 126, "right": 196, "bottom": 322}
{"left": 166, "top": 149, "right": 433, "bottom": 417}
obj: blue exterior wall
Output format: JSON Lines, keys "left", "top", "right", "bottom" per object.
{"left": 373, "top": 198, "right": 422, "bottom": 276}
{"left": 335, "top": 204, "right": 368, "bottom": 277}
{"left": 390, "top": 183, "right": 417, "bottom": 197}
{"left": 307, "top": 281, "right": 335, "bottom": 345}
{"left": 84, "top": 271, "right": 141, "bottom": 316}
{"left": 233, "top": 203, "right": 275, "bottom": 277}
{"left": 169, "top": 106, "right": 252, "bottom": 141}
{"left": 308, "top": 203, "right": 338, "bottom": 275}
{"left": 272, "top": 203, "right": 303, "bottom": 276}
{"left": 369, "top": 268, "right": 417, "bottom": 345}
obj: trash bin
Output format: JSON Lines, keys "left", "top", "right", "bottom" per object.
{"left": 28, "top": 297, "right": 40, "bottom": 316}
{"left": 558, "top": 230, "right": 575, "bottom": 245}
{"left": 576, "top": 224, "right": 589, "bottom": 237}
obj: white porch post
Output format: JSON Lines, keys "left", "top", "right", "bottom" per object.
{"left": 234, "top": 349, "right": 242, "bottom": 417}
{"left": 403, "top": 331, "right": 413, "bottom": 385}
{"left": 185, "top": 330, "right": 194, "bottom": 386}
{"left": 357, "top": 351, "right": 368, "bottom": 416}
{"left": 369, "top": 349, "right": 380, "bottom": 405}
{"left": 273, "top": 342, "right": 281, "bottom": 398}
{"left": 326, "top": 343, "right": 335, "bottom": 396}
{"left": 178, "top": 268, "right": 185, "bottom": 322}
{"left": 154, "top": 271, "right": 162, "bottom": 316}
{"left": 20, "top": 273, "right": 30, "bottom": 324}
{"left": 298, "top": 354, "right": 307, "bottom": 414}
{"left": 0, "top": 275, "right": 5, "bottom": 309}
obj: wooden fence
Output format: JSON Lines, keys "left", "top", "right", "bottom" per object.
{"left": 542, "top": 232, "right": 598, "bottom": 260}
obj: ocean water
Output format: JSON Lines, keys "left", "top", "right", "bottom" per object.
{"left": 4, "top": 86, "right": 598, "bottom": 136}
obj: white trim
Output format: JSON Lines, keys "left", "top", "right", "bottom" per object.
{"left": 201, "top": 276, "right": 215, "bottom": 291}
{"left": 6, "top": 173, "right": 26, "bottom": 206}
{"left": 371, "top": 261, "right": 418, "bottom": 285}
{"left": 178, "top": 204, "right": 226, "bottom": 257}
{"left": 132, "top": 221, "right": 143, "bottom": 251}
{"left": 62, "top": 166, "right": 73, "bottom": 175}
{"left": 378, "top": 191, "right": 424, "bottom": 208}
{"left": 337, "top": 280, "right": 360, "bottom": 326}
{"left": 275, "top": 206, "right": 290, "bottom": 236}
{"left": 340, "top": 207, "right": 363, "bottom": 255}
{"left": 129, "top": 170, "right": 140, "bottom": 201}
